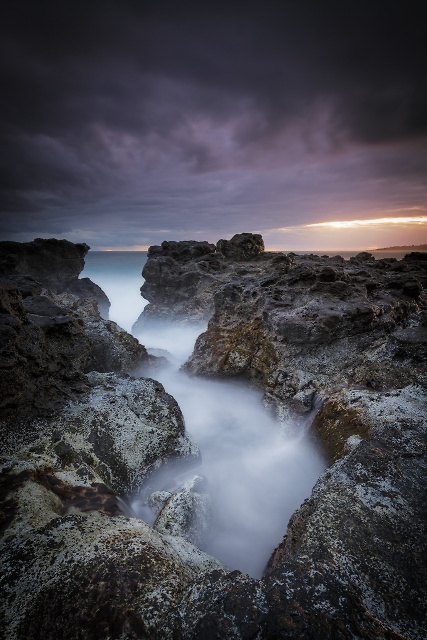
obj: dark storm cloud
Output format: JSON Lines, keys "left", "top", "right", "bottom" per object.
{"left": 1, "top": 0, "right": 426, "bottom": 244}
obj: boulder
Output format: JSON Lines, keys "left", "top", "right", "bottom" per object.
{"left": 0, "top": 278, "right": 150, "bottom": 421}
{"left": 0, "top": 238, "right": 110, "bottom": 317}
{"left": 216, "top": 232, "right": 265, "bottom": 260}
{"left": 0, "top": 238, "right": 88, "bottom": 291}
{"left": 154, "top": 475, "right": 212, "bottom": 549}
{"left": 148, "top": 240, "right": 216, "bottom": 263}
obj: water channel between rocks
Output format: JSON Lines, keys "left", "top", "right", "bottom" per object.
{"left": 82, "top": 253, "right": 326, "bottom": 578}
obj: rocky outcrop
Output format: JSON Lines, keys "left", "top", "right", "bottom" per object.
{"left": 0, "top": 237, "right": 110, "bottom": 317}
{"left": 183, "top": 250, "right": 427, "bottom": 431}
{"left": 132, "top": 233, "right": 267, "bottom": 331}
{"left": 0, "top": 378, "right": 219, "bottom": 639}
{"left": 1, "top": 236, "right": 426, "bottom": 638}
{"left": 216, "top": 232, "right": 265, "bottom": 260}
{"left": 0, "top": 277, "right": 151, "bottom": 421}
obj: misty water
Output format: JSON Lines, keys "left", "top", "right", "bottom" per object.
{"left": 82, "top": 252, "right": 329, "bottom": 577}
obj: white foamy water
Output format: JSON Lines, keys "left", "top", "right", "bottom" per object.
{"left": 81, "top": 251, "right": 326, "bottom": 577}
{"left": 131, "top": 326, "right": 325, "bottom": 577}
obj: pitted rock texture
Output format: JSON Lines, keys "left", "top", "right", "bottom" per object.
{"left": 132, "top": 233, "right": 267, "bottom": 330}
{"left": 182, "top": 248, "right": 426, "bottom": 430}
{"left": 217, "top": 232, "right": 265, "bottom": 260}
{"left": 154, "top": 475, "right": 212, "bottom": 549}
{"left": 0, "top": 238, "right": 88, "bottom": 290}
{"left": 53, "top": 371, "right": 200, "bottom": 495}
{"left": 0, "top": 277, "right": 151, "bottom": 421}
{"left": 0, "top": 237, "right": 110, "bottom": 316}
{"left": 0, "top": 371, "right": 224, "bottom": 640}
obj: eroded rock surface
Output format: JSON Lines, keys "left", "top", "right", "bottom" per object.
{"left": 0, "top": 372, "right": 220, "bottom": 639}
{"left": 133, "top": 233, "right": 266, "bottom": 330}
{"left": 0, "top": 277, "right": 151, "bottom": 421}
{"left": 0, "top": 237, "right": 110, "bottom": 317}
{"left": 183, "top": 249, "right": 427, "bottom": 431}
{"left": 130, "top": 235, "right": 427, "bottom": 637}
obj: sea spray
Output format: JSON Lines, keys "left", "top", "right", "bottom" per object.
{"left": 82, "top": 252, "right": 326, "bottom": 578}
{"left": 132, "top": 322, "right": 326, "bottom": 577}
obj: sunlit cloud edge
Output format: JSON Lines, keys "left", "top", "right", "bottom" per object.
{"left": 275, "top": 216, "right": 427, "bottom": 233}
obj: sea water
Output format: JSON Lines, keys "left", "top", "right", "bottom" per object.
{"left": 80, "top": 249, "right": 411, "bottom": 577}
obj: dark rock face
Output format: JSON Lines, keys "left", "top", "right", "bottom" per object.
{"left": 147, "top": 239, "right": 216, "bottom": 262}
{"left": 183, "top": 248, "right": 426, "bottom": 428}
{"left": 0, "top": 238, "right": 110, "bottom": 317}
{"left": 217, "top": 232, "right": 265, "bottom": 260}
{"left": 133, "top": 233, "right": 265, "bottom": 330}
{"left": 0, "top": 238, "right": 88, "bottom": 291}
{"left": 0, "top": 277, "right": 150, "bottom": 421}
{"left": 66, "top": 277, "right": 110, "bottom": 318}
{"left": 131, "top": 237, "right": 427, "bottom": 637}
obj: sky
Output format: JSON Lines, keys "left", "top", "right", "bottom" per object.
{"left": 1, "top": 0, "right": 426, "bottom": 251}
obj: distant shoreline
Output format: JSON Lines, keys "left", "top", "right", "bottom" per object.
{"left": 373, "top": 244, "right": 427, "bottom": 251}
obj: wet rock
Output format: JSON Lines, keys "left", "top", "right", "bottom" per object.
{"left": 180, "top": 241, "right": 425, "bottom": 431}
{"left": 1, "top": 505, "right": 197, "bottom": 639}
{"left": 133, "top": 233, "right": 266, "bottom": 329}
{"left": 66, "top": 276, "right": 111, "bottom": 318}
{"left": 148, "top": 490, "right": 173, "bottom": 514}
{"left": 263, "top": 391, "right": 427, "bottom": 639}
{"left": 148, "top": 240, "right": 216, "bottom": 263}
{"left": 154, "top": 475, "right": 212, "bottom": 549}
{"left": 1, "top": 235, "right": 426, "bottom": 638}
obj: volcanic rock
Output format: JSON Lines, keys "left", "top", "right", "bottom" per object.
{"left": 0, "top": 272, "right": 152, "bottom": 422}
{"left": 0, "top": 237, "right": 110, "bottom": 317}
{"left": 133, "top": 232, "right": 266, "bottom": 330}
{"left": 1, "top": 235, "right": 426, "bottom": 639}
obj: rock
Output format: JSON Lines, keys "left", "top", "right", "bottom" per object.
{"left": 0, "top": 238, "right": 111, "bottom": 317}
{"left": 1, "top": 371, "right": 199, "bottom": 493}
{"left": 216, "top": 232, "right": 265, "bottom": 260}
{"left": 1, "top": 235, "right": 426, "bottom": 638}
{"left": 148, "top": 240, "right": 216, "bottom": 262}
{"left": 0, "top": 238, "right": 88, "bottom": 291}
{"left": 147, "top": 490, "right": 173, "bottom": 514}
{"left": 133, "top": 233, "right": 266, "bottom": 329}
{"left": 263, "top": 388, "right": 427, "bottom": 639}
{"left": 0, "top": 278, "right": 151, "bottom": 421}
{"left": 0, "top": 494, "right": 197, "bottom": 638}
{"left": 183, "top": 242, "right": 426, "bottom": 428}
{"left": 0, "top": 382, "right": 223, "bottom": 639}
{"left": 66, "top": 277, "right": 110, "bottom": 318}
{"left": 154, "top": 475, "right": 212, "bottom": 549}
{"left": 52, "top": 372, "right": 200, "bottom": 495}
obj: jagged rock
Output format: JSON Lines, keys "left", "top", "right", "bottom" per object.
{"left": 148, "top": 240, "right": 216, "bottom": 263}
{"left": 66, "top": 277, "right": 110, "bottom": 318}
{"left": 0, "top": 238, "right": 88, "bottom": 290}
{"left": 1, "top": 235, "right": 426, "bottom": 638}
{"left": 0, "top": 278, "right": 150, "bottom": 421}
{"left": 183, "top": 246, "right": 426, "bottom": 428}
{"left": 0, "top": 238, "right": 110, "bottom": 317}
{"left": 132, "top": 233, "right": 266, "bottom": 329}
{"left": 216, "top": 232, "right": 265, "bottom": 260}
{"left": 0, "top": 377, "right": 224, "bottom": 639}
{"left": 1, "top": 371, "right": 199, "bottom": 495}
{"left": 154, "top": 475, "right": 212, "bottom": 549}
{"left": 148, "top": 490, "right": 173, "bottom": 514}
